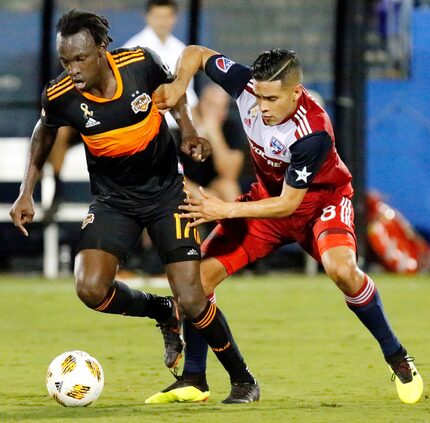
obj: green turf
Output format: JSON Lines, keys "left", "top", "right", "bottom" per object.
{"left": 0, "top": 273, "right": 429, "bottom": 422}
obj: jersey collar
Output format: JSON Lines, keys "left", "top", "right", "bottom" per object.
{"left": 80, "top": 52, "right": 123, "bottom": 103}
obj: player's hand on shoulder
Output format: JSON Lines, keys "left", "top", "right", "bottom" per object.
{"left": 181, "top": 135, "right": 212, "bottom": 162}
{"left": 9, "top": 195, "right": 35, "bottom": 236}
{"left": 153, "top": 83, "right": 183, "bottom": 113}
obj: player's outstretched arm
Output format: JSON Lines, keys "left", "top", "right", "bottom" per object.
{"left": 179, "top": 183, "right": 308, "bottom": 227}
{"left": 9, "top": 120, "right": 57, "bottom": 236}
{"left": 153, "top": 45, "right": 219, "bottom": 112}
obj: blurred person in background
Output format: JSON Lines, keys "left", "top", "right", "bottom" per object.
{"left": 146, "top": 45, "right": 424, "bottom": 405}
{"left": 123, "top": 0, "right": 198, "bottom": 133}
{"left": 181, "top": 83, "right": 245, "bottom": 203}
{"left": 9, "top": 10, "right": 259, "bottom": 403}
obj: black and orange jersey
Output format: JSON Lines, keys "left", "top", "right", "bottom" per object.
{"left": 41, "top": 47, "right": 182, "bottom": 208}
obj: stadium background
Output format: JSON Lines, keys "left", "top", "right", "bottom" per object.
{"left": 0, "top": 0, "right": 429, "bottom": 273}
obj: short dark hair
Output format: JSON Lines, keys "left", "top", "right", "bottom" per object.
{"left": 56, "top": 9, "right": 113, "bottom": 47}
{"left": 145, "top": 0, "right": 178, "bottom": 13}
{"left": 251, "top": 49, "right": 302, "bottom": 85}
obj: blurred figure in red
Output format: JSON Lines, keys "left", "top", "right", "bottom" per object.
{"left": 367, "top": 191, "right": 430, "bottom": 273}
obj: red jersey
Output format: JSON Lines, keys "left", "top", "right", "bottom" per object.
{"left": 205, "top": 55, "right": 354, "bottom": 214}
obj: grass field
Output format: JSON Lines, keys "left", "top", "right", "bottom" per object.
{"left": 0, "top": 272, "right": 429, "bottom": 423}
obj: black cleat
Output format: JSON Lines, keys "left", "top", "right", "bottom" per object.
{"left": 156, "top": 297, "right": 185, "bottom": 368}
{"left": 222, "top": 381, "right": 260, "bottom": 404}
{"left": 386, "top": 346, "right": 414, "bottom": 383}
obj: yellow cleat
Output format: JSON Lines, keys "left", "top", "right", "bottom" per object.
{"left": 145, "top": 386, "right": 210, "bottom": 404}
{"left": 145, "top": 373, "right": 210, "bottom": 404}
{"left": 388, "top": 357, "right": 423, "bottom": 404}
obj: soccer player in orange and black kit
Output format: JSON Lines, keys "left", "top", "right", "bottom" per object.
{"left": 146, "top": 45, "right": 423, "bottom": 405}
{"left": 9, "top": 10, "right": 259, "bottom": 403}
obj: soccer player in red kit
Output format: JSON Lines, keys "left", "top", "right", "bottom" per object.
{"left": 146, "top": 45, "right": 423, "bottom": 405}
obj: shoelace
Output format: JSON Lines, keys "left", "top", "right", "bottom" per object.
{"left": 391, "top": 356, "right": 415, "bottom": 382}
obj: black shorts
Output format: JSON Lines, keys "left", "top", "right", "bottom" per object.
{"left": 76, "top": 193, "right": 201, "bottom": 265}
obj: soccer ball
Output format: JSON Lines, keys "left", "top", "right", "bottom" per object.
{"left": 46, "top": 350, "right": 104, "bottom": 407}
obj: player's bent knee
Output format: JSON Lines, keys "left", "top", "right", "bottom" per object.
{"left": 324, "top": 260, "right": 355, "bottom": 285}
{"left": 74, "top": 273, "right": 109, "bottom": 308}
{"left": 176, "top": 294, "right": 206, "bottom": 320}
{"left": 200, "top": 257, "right": 228, "bottom": 295}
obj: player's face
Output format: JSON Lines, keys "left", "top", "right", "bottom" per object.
{"left": 146, "top": 6, "right": 177, "bottom": 41}
{"left": 57, "top": 30, "right": 106, "bottom": 92}
{"left": 253, "top": 79, "right": 302, "bottom": 126}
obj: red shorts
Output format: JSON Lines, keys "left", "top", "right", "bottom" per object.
{"left": 201, "top": 183, "right": 357, "bottom": 275}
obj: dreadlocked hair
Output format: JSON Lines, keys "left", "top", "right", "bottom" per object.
{"left": 251, "top": 49, "right": 302, "bottom": 85}
{"left": 56, "top": 9, "right": 113, "bottom": 47}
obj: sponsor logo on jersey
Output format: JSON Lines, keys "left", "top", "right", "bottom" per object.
{"left": 131, "top": 92, "right": 152, "bottom": 113}
{"left": 250, "top": 142, "right": 282, "bottom": 168}
{"left": 81, "top": 103, "right": 100, "bottom": 127}
{"left": 215, "top": 57, "right": 235, "bottom": 73}
{"left": 81, "top": 213, "right": 95, "bottom": 229}
{"left": 269, "top": 137, "right": 285, "bottom": 155}
{"left": 85, "top": 117, "right": 100, "bottom": 128}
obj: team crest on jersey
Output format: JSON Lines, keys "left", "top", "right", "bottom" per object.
{"left": 81, "top": 213, "right": 94, "bottom": 229}
{"left": 244, "top": 118, "right": 252, "bottom": 127}
{"left": 215, "top": 57, "right": 235, "bottom": 73}
{"left": 270, "top": 137, "right": 286, "bottom": 155}
{"left": 131, "top": 92, "right": 151, "bottom": 114}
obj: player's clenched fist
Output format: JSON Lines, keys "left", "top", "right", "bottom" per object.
{"left": 180, "top": 136, "right": 212, "bottom": 163}
{"left": 153, "top": 83, "right": 184, "bottom": 113}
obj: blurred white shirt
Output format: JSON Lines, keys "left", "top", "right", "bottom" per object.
{"left": 123, "top": 26, "right": 198, "bottom": 129}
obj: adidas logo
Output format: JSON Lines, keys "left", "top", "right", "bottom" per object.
{"left": 55, "top": 381, "right": 63, "bottom": 392}
{"left": 187, "top": 248, "right": 199, "bottom": 256}
{"left": 85, "top": 117, "right": 100, "bottom": 128}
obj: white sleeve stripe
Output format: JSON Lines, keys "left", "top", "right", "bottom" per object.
{"left": 296, "top": 109, "right": 305, "bottom": 119}
{"left": 297, "top": 106, "right": 313, "bottom": 133}
{"left": 340, "top": 197, "right": 352, "bottom": 226}
{"left": 303, "top": 115, "right": 312, "bottom": 133}
{"left": 299, "top": 119, "right": 309, "bottom": 136}
{"left": 341, "top": 197, "right": 347, "bottom": 225}
{"left": 295, "top": 109, "right": 312, "bottom": 134}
